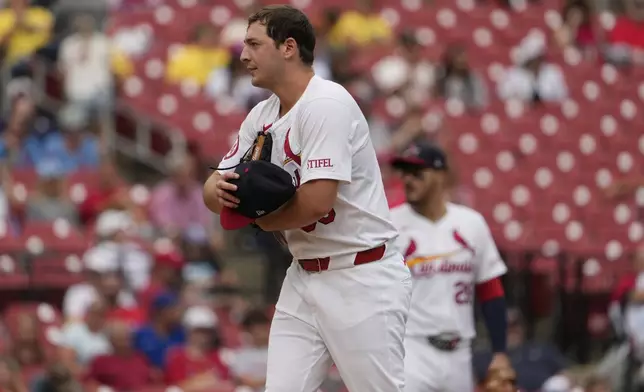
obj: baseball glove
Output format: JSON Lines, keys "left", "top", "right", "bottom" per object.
{"left": 240, "top": 130, "right": 289, "bottom": 246}
{"left": 482, "top": 366, "right": 518, "bottom": 392}
{"left": 241, "top": 130, "right": 273, "bottom": 164}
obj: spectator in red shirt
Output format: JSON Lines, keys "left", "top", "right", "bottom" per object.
{"left": 86, "top": 321, "right": 155, "bottom": 391}
{"left": 138, "top": 249, "right": 184, "bottom": 311}
{"left": 9, "top": 314, "right": 46, "bottom": 381}
{"left": 604, "top": 0, "right": 644, "bottom": 65}
{"left": 553, "top": 0, "right": 596, "bottom": 51}
{"left": 78, "top": 158, "right": 128, "bottom": 225}
{"left": 164, "top": 306, "right": 233, "bottom": 392}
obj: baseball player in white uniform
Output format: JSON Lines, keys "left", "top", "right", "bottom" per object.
{"left": 388, "top": 142, "right": 512, "bottom": 392}
{"left": 203, "top": 5, "right": 412, "bottom": 392}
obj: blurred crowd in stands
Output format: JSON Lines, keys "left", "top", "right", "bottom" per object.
{"left": 0, "top": 0, "right": 642, "bottom": 391}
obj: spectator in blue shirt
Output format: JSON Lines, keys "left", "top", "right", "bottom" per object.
{"left": 133, "top": 292, "right": 186, "bottom": 368}
{"left": 20, "top": 104, "right": 100, "bottom": 171}
{"left": 25, "top": 157, "right": 79, "bottom": 225}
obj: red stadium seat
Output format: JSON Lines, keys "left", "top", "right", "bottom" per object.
{"left": 31, "top": 254, "right": 85, "bottom": 289}
{"left": 21, "top": 220, "right": 88, "bottom": 254}
{"left": 0, "top": 254, "right": 28, "bottom": 290}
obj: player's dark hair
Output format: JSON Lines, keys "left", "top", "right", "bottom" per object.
{"left": 248, "top": 5, "right": 316, "bottom": 66}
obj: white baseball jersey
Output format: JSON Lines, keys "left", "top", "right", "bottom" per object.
{"left": 391, "top": 202, "right": 507, "bottom": 339}
{"left": 218, "top": 75, "right": 397, "bottom": 267}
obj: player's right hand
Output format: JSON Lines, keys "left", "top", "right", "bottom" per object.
{"left": 216, "top": 172, "right": 241, "bottom": 209}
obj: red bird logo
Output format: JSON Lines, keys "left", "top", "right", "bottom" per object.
{"left": 284, "top": 128, "right": 302, "bottom": 166}
{"left": 404, "top": 239, "right": 417, "bottom": 258}
{"left": 453, "top": 230, "right": 475, "bottom": 255}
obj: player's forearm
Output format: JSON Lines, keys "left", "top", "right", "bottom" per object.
{"left": 256, "top": 179, "right": 338, "bottom": 231}
{"left": 255, "top": 191, "right": 326, "bottom": 231}
{"left": 203, "top": 171, "right": 224, "bottom": 214}
{"left": 476, "top": 277, "right": 507, "bottom": 353}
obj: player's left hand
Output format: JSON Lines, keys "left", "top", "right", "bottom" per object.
{"left": 483, "top": 353, "right": 516, "bottom": 392}
{"left": 216, "top": 171, "right": 241, "bottom": 209}
{"left": 488, "top": 352, "right": 511, "bottom": 371}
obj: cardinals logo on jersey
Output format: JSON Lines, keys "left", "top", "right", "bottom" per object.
{"left": 404, "top": 240, "right": 417, "bottom": 259}
{"left": 453, "top": 230, "right": 475, "bottom": 255}
{"left": 223, "top": 135, "right": 240, "bottom": 160}
{"left": 404, "top": 229, "right": 475, "bottom": 278}
{"left": 283, "top": 128, "right": 302, "bottom": 166}
{"left": 282, "top": 128, "right": 302, "bottom": 188}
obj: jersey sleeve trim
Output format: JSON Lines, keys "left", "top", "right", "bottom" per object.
{"left": 300, "top": 171, "right": 350, "bottom": 185}
{"left": 476, "top": 277, "right": 504, "bottom": 302}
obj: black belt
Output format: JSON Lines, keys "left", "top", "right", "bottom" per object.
{"left": 427, "top": 335, "right": 462, "bottom": 352}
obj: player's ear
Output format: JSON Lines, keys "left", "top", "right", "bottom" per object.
{"left": 282, "top": 37, "right": 298, "bottom": 60}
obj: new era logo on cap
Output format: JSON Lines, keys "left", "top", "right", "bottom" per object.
{"left": 220, "top": 161, "right": 296, "bottom": 230}
{"left": 403, "top": 144, "right": 420, "bottom": 157}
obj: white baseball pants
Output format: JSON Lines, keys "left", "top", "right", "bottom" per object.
{"left": 404, "top": 336, "right": 475, "bottom": 392}
{"left": 265, "top": 253, "right": 412, "bottom": 392}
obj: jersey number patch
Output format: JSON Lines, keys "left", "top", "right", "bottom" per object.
{"left": 301, "top": 209, "right": 336, "bottom": 233}
{"left": 454, "top": 281, "right": 473, "bottom": 305}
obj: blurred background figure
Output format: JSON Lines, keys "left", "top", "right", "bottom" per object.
{"left": 372, "top": 30, "right": 435, "bottom": 102}
{"left": 58, "top": 299, "right": 110, "bottom": 377}
{"left": 0, "top": 356, "right": 28, "bottom": 392}
{"left": 165, "top": 25, "right": 230, "bottom": 87}
{"left": 497, "top": 32, "right": 569, "bottom": 103}
{"left": 138, "top": 250, "right": 184, "bottom": 309}
{"left": 25, "top": 157, "right": 77, "bottom": 224}
{"left": 148, "top": 152, "right": 211, "bottom": 241}
{"left": 164, "top": 305, "right": 232, "bottom": 391}
{"left": 229, "top": 309, "right": 270, "bottom": 391}
{"left": 85, "top": 321, "right": 154, "bottom": 391}
{"left": 553, "top": 0, "right": 597, "bottom": 54}
{"left": 434, "top": 44, "right": 488, "bottom": 109}
{"left": 58, "top": 13, "right": 113, "bottom": 115}
{"left": 77, "top": 157, "right": 127, "bottom": 225}
{"left": 328, "top": 0, "right": 392, "bottom": 48}
{"left": 0, "top": 0, "right": 53, "bottom": 66}
{"left": 133, "top": 291, "right": 185, "bottom": 370}
{"left": 62, "top": 246, "right": 136, "bottom": 322}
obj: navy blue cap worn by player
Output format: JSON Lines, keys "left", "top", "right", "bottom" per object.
{"left": 220, "top": 160, "right": 297, "bottom": 230}
{"left": 390, "top": 142, "right": 448, "bottom": 171}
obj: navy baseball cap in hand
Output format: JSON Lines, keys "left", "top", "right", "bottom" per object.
{"left": 220, "top": 160, "right": 296, "bottom": 230}
{"left": 390, "top": 142, "right": 448, "bottom": 171}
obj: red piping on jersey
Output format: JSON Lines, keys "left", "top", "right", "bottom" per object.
{"left": 476, "top": 277, "right": 504, "bottom": 302}
{"left": 284, "top": 128, "right": 302, "bottom": 166}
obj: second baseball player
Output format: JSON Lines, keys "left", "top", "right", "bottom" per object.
{"left": 389, "top": 142, "right": 513, "bottom": 392}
